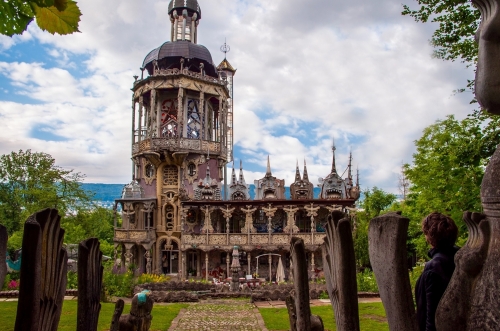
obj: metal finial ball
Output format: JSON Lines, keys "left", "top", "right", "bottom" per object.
{"left": 220, "top": 43, "right": 230, "bottom": 54}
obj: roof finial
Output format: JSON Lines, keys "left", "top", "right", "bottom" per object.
{"left": 356, "top": 167, "right": 360, "bottom": 187}
{"left": 239, "top": 160, "right": 246, "bottom": 185}
{"left": 220, "top": 38, "right": 230, "bottom": 59}
{"left": 295, "top": 159, "right": 301, "bottom": 182}
{"left": 347, "top": 150, "right": 353, "bottom": 185}
{"left": 231, "top": 161, "right": 236, "bottom": 185}
{"left": 303, "top": 159, "right": 309, "bottom": 181}
{"left": 266, "top": 155, "right": 272, "bottom": 176}
{"left": 331, "top": 137, "right": 337, "bottom": 174}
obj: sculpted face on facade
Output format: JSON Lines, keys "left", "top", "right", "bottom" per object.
{"left": 254, "top": 156, "right": 286, "bottom": 200}
{"left": 229, "top": 160, "right": 250, "bottom": 200}
{"left": 290, "top": 160, "right": 314, "bottom": 200}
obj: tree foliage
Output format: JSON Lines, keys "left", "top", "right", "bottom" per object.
{"left": 354, "top": 187, "right": 397, "bottom": 269}
{"left": 0, "top": 149, "right": 92, "bottom": 235}
{"left": 401, "top": 112, "right": 500, "bottom": 257}
{"left": 0, "top": 0, "right": 81, "bottom": 36}
{"left": 402, "top": 0, "right": 480, "bottom": 65}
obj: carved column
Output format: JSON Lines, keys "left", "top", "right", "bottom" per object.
{"left": 241, "top": 205, "right": 257, "bottom": 243}
{"left": 199, "top": 90, "right": 205, "bottom": 140}
{"left": 247, "top": 252, "right": 251, "bottom": 276}
{"left": 138, "top": 96, "right": 143, "bottom": 143}
{"left": 181, "top": 10, "right": 187, "bottom": 40}
{"left": 269, "top": 254, "right": 272, "bottom": 282}
{"left": 181, "top": 251, "right": 186, "bottom": 281}
{"left": 205, "top": 252, "right": 209, "bottom": 282}
{"left": 263, "top": 204, "right": 278, "bottom": 244}
{"left": 200, "top": 205, "right": 215, "bottom": 233}
{"left": 305, "top": 203, "right": 320, "bottom": 245}
{"left": 226, "top": 254, "right": 230, "bottom": 278}
{"left": 311, "top": 253, "right": 315, "bottom": 278}
{"left": 221, "top": 205, "right": 235, "bottom": 245}
{"left": 132, "top": 99, "right": 136, "bottom": 145}
{"left": 197, "top": 251, "right": 201, "bottom": 277}
{"left": 177, "top": 86, "right": 184, "bottom": 138}
{"left": 173, "top": 11, "right": 178, "bottom": 42}
{"left": 283, "top": 206, "right": 299, "bottom": 236}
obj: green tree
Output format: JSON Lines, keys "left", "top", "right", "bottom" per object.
{"left": 0, "top": 0, "right": 81, "bottom": 36}
{"left": 0, "top": 149, "right": 92, "bottom": 236}
{"left": 402, "top": 112, "right": 500, "bottom": 257}
{"left": 354, "top": 187, "right": 397, "bottom": 268}
{"left": 61, "top": 206, "right": 115, "bottom": 256}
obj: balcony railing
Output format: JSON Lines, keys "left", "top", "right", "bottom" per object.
{"left": 114, "top": 229, "right": 156, "bottom": 242}
{"left": 133, "top": 137, "right": 226, "bottom": 157}
{"left": 182, "top": 232, "right": 326, "bottom": 247}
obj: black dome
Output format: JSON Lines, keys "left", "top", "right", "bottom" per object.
{"left": 168, "top": 0, "right": 201, "bottom": 18}
{"left": 142, "top": 41, "right": 217, "bottom": 77}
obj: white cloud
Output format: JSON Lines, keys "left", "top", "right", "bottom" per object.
{"left": 0, "top": 0, "right": 476, "bottom": 192}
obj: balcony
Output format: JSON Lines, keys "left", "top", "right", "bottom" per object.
{"left": 132, "top": 137, "right": 226, "bottom": 157}
{"left": 182, "top": 232, "right": 326, "bottom": 250}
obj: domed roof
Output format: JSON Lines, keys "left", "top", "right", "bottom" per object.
{"left": 142, "top": 41, "right": 218, "bottom": 77}
{"left": 168, "top": 0, "right": 201, "bottom": 18}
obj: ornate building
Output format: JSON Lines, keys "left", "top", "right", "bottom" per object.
{"left": 113, "top": 0, "right": 360, "bottom": 281}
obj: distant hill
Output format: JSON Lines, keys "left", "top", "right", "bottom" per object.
{"left": 81, "top": 183, "right": 323, "bottom": 203}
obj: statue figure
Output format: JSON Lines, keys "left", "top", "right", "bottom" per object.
{"left": 145, "top": 251, "right": 152, "bottom": 274}
{"left": 111, "top": 290, "right": 154, "bottom": 331}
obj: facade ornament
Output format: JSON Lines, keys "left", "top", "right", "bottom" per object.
{"left": 240, "top": 205, "right": 257, "bottom": 233}
{"left": 283, "top": 206, "right": 300, "bottom": 234}
{"left": 254, "top": 156, "right": 285, "bottom": 199}
{"left": 290, "top": 160, "right": 314, "bottom": 199}
{"left": 145, "top": 250, "right": 152, "bottom": 274}
{"left": 200, "top": 205, "right": 215, "bottom": 233}
{"left": 229, "top": 160, "right": 250, "bottom": 200}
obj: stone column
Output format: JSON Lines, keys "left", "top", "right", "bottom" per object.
{"left": 181, "top": 251, "right": 186, "bottom": 281}
{"left": 226, "top": 253, "right": 230, "bottom": 279}
{"left": 310, "top": 253, "right": 315, "bottom": 280}
{"left": 197, "top": 251, "right": 201, "bottom": 277}
{"left": 181, "top": 10, "right": 187, "bottom": 40}
{"left": 262, "top": 204, "right": 278, "bottom": 244}
{"left": 221, "top": 206, "right": 235, "bottom": 245}
{"left": 173, "top": 11, "right": 178, "bottom": 41}
{"left": 304, "top": 203, "right": 320, "bottom": 245}
{"left": 132, "top": 99, "right": 136, "bottom": 145}
{"left": 199, "top": 90, "right": 205, "bottom": 140}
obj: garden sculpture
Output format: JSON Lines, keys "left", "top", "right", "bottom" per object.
{"left": 111, "top": 290, "right": 154, "bottom": 331}
{"left": 77, "top": 238, "right": 104, "bottom": 331}
{"left": 14, "top": 208, "right": 68, "bottom": 331}
{"left": 322, "top": 211, "right": 360, "bottom": 331}
{"left": 368, "top": 211, "right": 419, "bottom": 331}
{"left": 286, "top": 237, "right": 324, "bottom": 331}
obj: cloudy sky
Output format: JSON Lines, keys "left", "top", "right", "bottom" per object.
{"left": 0, "top": 0, "right": 475, "bottom": 192}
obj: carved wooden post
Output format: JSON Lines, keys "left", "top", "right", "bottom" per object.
{"left": 368, "top": 212, "right": 418, "bottom": 331}
{"left": 262, "top": 203, "right": 277, "bottom": 244}
{"left": 221, "top": 205, "right": 234, "bottom": 245}
{"left": 322, "top": 210, "right": 360, "bottom": 331}
{"left": 0, "top": 224, "right": 6, "bottom": 288}
{"left": 205, "top": 252, "right": 209, "bottom": 282}
{"left": 283, "top": 206, "right": 299, "bottom": 236}
{"left": 241, "top": 205, "right": 257, "bottom": 243}
{"left": 15, "top": 208, "right": 68, "bottom": 331}
{"left": 77, "top": 238, "right": 103, "bottom": 331}
{"left": 304, "top": 203, "right": 320, "bottom": 245}
{"left": 286, "top": 237, "right": 324, "bottom": 331}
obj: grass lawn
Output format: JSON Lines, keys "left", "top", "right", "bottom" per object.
{"left": 0, "top": 300, "right": 188, "bottom": 331}
{"left": 259, "top": 302, "right": 388, "bottom": 331}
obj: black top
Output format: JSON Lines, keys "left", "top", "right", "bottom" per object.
{"left": 168, "top": 0, "right": 201, "bottom": 18}
{"left": 415, "top": 246, "right": 459, "bottom": 331}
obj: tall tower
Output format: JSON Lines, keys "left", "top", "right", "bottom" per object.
{"left": 115, "top": 0, "right": 232, "bottom": 275}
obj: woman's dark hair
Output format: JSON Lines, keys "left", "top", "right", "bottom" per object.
{"left": 422, "top": 212, "right": 458, "bottom": 248}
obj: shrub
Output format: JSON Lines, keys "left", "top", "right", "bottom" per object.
{"left": 356, "top": 269, "right": 379, "bottom": 292}
{"left": 67, "top": 271, "right": 78, "bottom": 289}
{"left": 135, "top": 273, "right": 170, "bottom": 285}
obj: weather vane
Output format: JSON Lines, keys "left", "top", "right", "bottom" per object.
{"left": 220, "top": 38, "right": 230, "bottom": 59}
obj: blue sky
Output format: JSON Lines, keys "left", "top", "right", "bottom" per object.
{"left": 0, "top": 0, "right": 475, "bottom": 192}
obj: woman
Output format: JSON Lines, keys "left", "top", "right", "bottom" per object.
{"left": 415, "top": 212, "right": 459, "bottom": 331}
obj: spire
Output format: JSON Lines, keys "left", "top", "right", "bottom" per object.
{"left": 356, "top": 167, "right": 360, "bottom": 187}
{"left": 266, "top": 155, "right": 272, "bottom": 177}
{"left": 303, "top": 159, "right": 309, "bottom": 181}
{"left": 294, "top": 159, "right": 301, "bottom": 182}
{"left": 347, "top": 151, "right": 353, "bottom": 185}
{"left": 331, "top": 138, "right": 337, "bottom": 174}
{"left": 238, "top": 160, "right": 247, "bottom": 186}
{"left": 231, "top": 161, "right": 237, "bottom": 185}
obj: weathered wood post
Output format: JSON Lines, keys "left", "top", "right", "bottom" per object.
{"left": 368, "top": 211, "right": 418, "bottom": 331}
{"left": 322, "top": 210, "right": 360, "bottom": 331}
{"left": 15, "top": 208, "right": 68, "bottom": 331}
{"left": 77, "top": 238, "right": 103, "bottom": 331}
{"left": 286, "top": 237, "right": 324, "bottom": 331}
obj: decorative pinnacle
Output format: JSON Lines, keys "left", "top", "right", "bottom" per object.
{"left": 295, "top": 159, "right": 301, "bottom": 182}
{"left": 231, "top": 161, "right": 236, "bottom": 185}
{"left": 331, "top": 138, "right": 337, "bottom": 174}
{"left": 303, "top": 159, "right": 309, "bottom": 181}
{"left": 266, "top": 155, "right": 272, "bottom": 176}
{"left": 220, "top": 38, "right": 230, "bottom": 59}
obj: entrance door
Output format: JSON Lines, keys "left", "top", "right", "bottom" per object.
{"left": 161, "top": 250, "right": 179, "bottom": 274}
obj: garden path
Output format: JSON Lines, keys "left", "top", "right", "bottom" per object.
{"left": 168, "top": 299, "right": 268, "bottom": 331}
